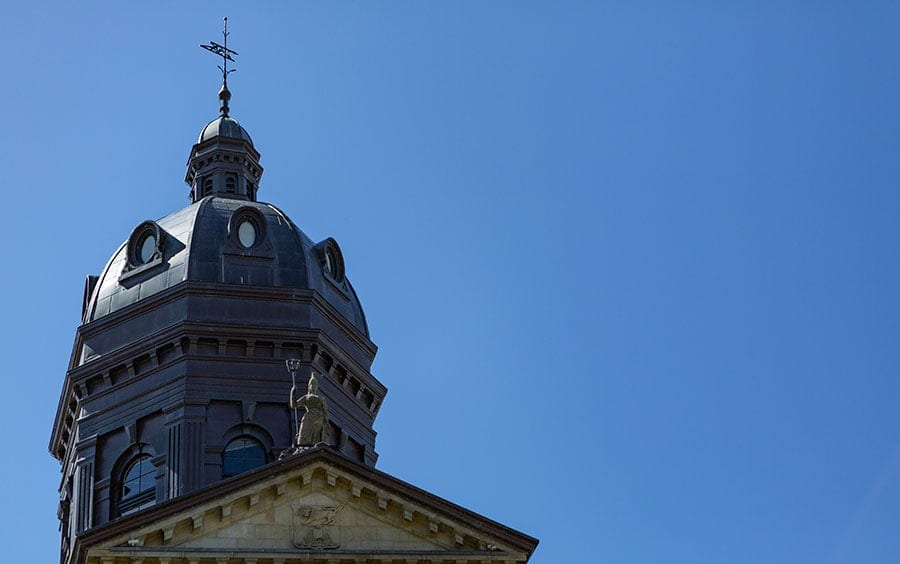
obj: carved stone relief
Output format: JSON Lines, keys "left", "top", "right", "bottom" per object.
{"left": 291, "top": 504, "right": 342, "bottom": 549}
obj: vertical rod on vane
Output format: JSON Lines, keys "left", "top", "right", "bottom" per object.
{"left": 222, "top": 17, "right": 229, "bottom": 82}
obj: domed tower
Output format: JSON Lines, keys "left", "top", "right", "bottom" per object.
{"left": 50, "top": 22, "right": 537, "bottom": 564}
{"left": 49, "top": 41, "right": 384, "bottom": 559}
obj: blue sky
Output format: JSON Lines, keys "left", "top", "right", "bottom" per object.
{"left": 1, "top": 2, "right": 899, "bottom": 563}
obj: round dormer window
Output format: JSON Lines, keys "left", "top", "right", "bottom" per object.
{"left": 313, "top": 238, "right": 345, "bottom": 283}
{"left": 228, "top": 207, "right": 266, "bottom": 251}
{"left": 126, "top": 221, "right": 164, "bottom": 270}
{"left": 238, "top": 220, "right": 257, "bottom": 248}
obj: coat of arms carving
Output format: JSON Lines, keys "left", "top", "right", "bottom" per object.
{"left": 292, "top": 505, "right": 342, "bottom": 549}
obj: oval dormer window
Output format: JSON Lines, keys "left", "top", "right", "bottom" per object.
{"left": 139, "top": 233, "right": 157, "bottom": 263}
{"left": 325, "top": 247, "right": 337, "bottom": 277}
{"left": 238, "top": 220, "right": 256, "bottom": 248}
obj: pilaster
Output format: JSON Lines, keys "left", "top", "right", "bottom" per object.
{"left": 164, "top": 401, "right": 208, "bottom": 498}
{"left": 74, "top": 435, "right": 98, "bottom": 533}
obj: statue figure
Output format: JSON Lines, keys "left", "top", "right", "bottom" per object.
{"left": 290, "top": 372, "right": 330, "bottom": 447}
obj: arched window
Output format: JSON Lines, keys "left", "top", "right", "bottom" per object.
{"left": 117, "top": 455, "right": 155, "bottom": 516}
{"left": 225, "top": 175, "right": 237, "bottom": 193}
{"left": 222, "top": 437, "right": 266, "bottom": 478}
{"left": 202, "top": 177, "right": 213, "bottom": 197}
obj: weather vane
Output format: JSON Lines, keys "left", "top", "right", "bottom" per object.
{"left": 201, "top": 16, "right": 239, "bottom": 116}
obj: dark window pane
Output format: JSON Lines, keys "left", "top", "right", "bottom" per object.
{"left": 121, "top": 457, "right": 153, "bottom": 501}
{"left": 118, "top": 455, "right": 155, "bottom": 517}
{"left": 223, "top": 437, "right": 266, "bottom": 478}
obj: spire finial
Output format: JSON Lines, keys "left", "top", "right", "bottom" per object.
{"left": 200, "top": 16, "right": 239, "bottom": 117}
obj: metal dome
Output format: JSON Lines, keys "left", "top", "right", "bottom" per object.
{"left": 198, "top": 115, "right": 254, "bottom": 144}
{"left": 82, "top": 197, "right": 369, "bottom": 354}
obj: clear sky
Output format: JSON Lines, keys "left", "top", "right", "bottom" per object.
{"left": 1, "top": 2, "right": 899, "bottom": 563}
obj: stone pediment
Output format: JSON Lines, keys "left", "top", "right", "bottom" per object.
{"left": 165, "top": 489, "right": 447, "bottom": 554}
{"left": 83, "top": 448, "right": 536, "bottom": 564}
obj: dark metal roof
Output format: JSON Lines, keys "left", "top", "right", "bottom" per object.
{"left": 83, "top": 196, "right": 368, "bottom": 336}
{"left": 198, "top": 115, "right": 254, "bottom": 144}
